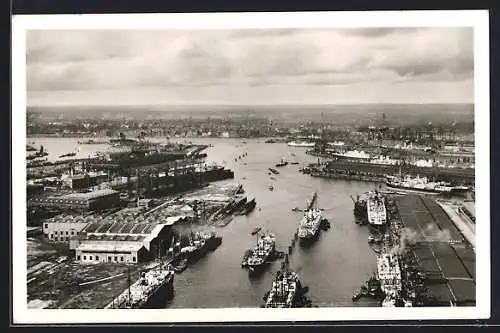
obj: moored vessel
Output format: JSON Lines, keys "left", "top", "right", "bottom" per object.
{"left": 385, "top": 174, "right": 469, "bottom": 195}
{"left": 180, "top": 231, "right": 222, "bottom": 263}
{"left": 287, "top": 141, "right": 315, "bottom": 148}
{"left": 105, "top": 264, "right": 175, "bottom": 309}
{"left": 366, "top": 191, "right": 387, "bottom": 227}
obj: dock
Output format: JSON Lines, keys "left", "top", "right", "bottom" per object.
{"left": 394, "top": 195, "right": 475, "bottom": 306}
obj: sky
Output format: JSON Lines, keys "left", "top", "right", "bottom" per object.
{"left": 26, "top": 27, "right": 474, "bottom": 106}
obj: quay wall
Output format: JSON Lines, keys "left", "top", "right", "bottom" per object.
{"left": 306, "top": 160, "right": 474, "bottom": 184}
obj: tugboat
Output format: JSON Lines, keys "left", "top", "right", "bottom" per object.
{"left": 351, "top": 194, "right": 368, "bottom": 224}
{"left": 251, "top": 226, "right": 262, "bottom": 235}
{"left": 275, "top": 158, "right": 288, "bottom": 167}
{"left": 242, "top": 232, "right": 277, "bottom": 272}
{"left": 263, "top": 255, "right": 311, "bottom": 308}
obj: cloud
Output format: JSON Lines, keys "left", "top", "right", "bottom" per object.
{"left": 26, "top": 27, "right": 474, "bottom": 104}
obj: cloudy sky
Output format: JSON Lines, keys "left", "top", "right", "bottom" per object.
{"left": 26, "top": 28, "right": 473, "bottom": 106}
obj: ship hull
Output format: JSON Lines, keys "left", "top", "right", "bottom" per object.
{"left": 298, "top": 228, "right": 320, "bottom": 246}
{"left": 185, "top": 237, "right": 222, "bottom": 264}
{"left": 133, "top": 274, "right": 175, "bottom": 309}
{"left": 386, "top": 182, "right": 448, "bottom": 195}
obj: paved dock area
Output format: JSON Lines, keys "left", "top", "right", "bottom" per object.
{"left": 395, "top": 195, "right": 475, "bottom": 306}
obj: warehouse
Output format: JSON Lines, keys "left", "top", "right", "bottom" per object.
{"left": 29, "top": 189, "right": 120, "bottom": 211}
{"left": 42, "top": 215, "right": 89, "bottom": 242}
{"left": 70, "top": 206, "right": 189, "bottom": 264}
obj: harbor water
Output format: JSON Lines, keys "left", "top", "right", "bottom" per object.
{"left": 29, "top": 137, "right": 380, "bottom": 307}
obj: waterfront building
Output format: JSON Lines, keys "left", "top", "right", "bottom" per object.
{"left": 42, "top": 215, "right": 89, "bottom": 242}
{"left": 68, "top": 207, "right": 189, "bottom": 264}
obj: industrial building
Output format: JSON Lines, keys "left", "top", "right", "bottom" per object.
{"left": 69, "top": 206, "right": 190, "bottom": 264}
{"left": 42, "top": 215, "right": 89, "bottom": 242}
{"left": 29, "top": 189, "right": 120, "bottom": 211}
{"left": 62, "top": 173, "right": 108, "bottom": 189}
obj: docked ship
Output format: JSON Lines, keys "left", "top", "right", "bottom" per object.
{"left": 297, "top": 208, "right": 323, "bottom": 243}
{"left": 105, "top": 264, "right": 175, "bottom": 309}
{"left": 263, "top": 255, "right": 311, "bottom": 308}
{"left": 385, "top": 174, "right": 469, "bottom": 195}
{"left": 241, "top": 232, "right": 276, "bottom": 272}
{"left": 287, "top": 141, "right": 315, "bottom": 148}
{"left": 376, "top": 247, "right": 404, "bottom": 306}
{"left": 180, "top": 231, "right": 222, "bottom": 263}
{"left": 78, "top": 139, "right": 109, "bottom": 144}
{"left": 366, "top": 192, "right": 387, "bottom": 228}
{"left": 236, "top": 198, "right": 256, "bottom": 216}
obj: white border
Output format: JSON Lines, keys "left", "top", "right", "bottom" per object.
{"left": 12, "top": 10, "right": 490, "bottom": 324}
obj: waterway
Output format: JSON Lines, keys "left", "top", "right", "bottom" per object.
{"left": 29, "top": 137, "right": 380, "bottom": 308}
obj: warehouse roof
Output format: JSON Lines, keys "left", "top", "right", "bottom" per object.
{"left": 76, "top": 242, "right": 144, "bottom": 253}
{"left": 63, "top": 189, "right": 119, "bottom": 200}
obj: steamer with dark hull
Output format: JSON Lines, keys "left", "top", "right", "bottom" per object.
{"left": 242, "top": 232, "right": 280, "bottom": 273}
{"left": 263, "top": 255, "right": 311, "bottom": 308}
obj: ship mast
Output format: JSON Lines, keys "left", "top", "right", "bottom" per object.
{"left": 127, "top": 266, "right": 131, "bottom": 304}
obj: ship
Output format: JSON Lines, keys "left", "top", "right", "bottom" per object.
{"left": 26, "top": 145, "right": 48, "bottom": 160}
{"left": 351, "top": 194, "right": 368, "bottom": 224}
{"left": 275, "top": 158, "right": 288, "bottom": 167}
{"left": 287, "top": 141, "right": 315, "bottom": 148}
{"left": 386, "top": 174, "right": 469, "bottom": 195}
{"left": 366, "top": 192, "right": 387, "bottom": 227}
{"left": 105, "top": 264, "right": 174, "bottom": 309}
{"left": 241, "top": 232, "right": 276, "bottom": 271}
{"left": 26, "top": 144, "right": 37, "bottom": 152}
{"left": 59, "top": 152, "right": 77, "bottom": 158}
{"left": 251, "top": 226, "right": 262, "bottom": 235}
{"left": 236, "top": 198, "right": 256, "bottom": 216}
{"left": 268, "top": 168, "right": 280, "bottom": 175}
{"left": 173, "top": 258, "right": 188, "bottom": 273}
{"left": 263, "top": 255, "right": 311, "bottom": 308}
{"left": 180, "top": 231, "right": 222, "bottom": 263}
{"left": 78, "top": 139, "right": 109, "bottom": 144}
{"left": 297, "top": 208, "right": 323, "bottom": 243}
{"left": 376, "top": 248, "right": 402, "bottom": 296}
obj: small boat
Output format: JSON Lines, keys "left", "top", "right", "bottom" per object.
{"left": 59, "top": 152, "right": 76, "bottom": 158}
{"left": 268, "top": 185, "right": 274, "bottom": 191}
{"left": 270, "top": 177, "right": 276, "bottom": 180}
{"left": 290, "top": 162, "right": 300, "bottom": 165}
{"left": 268, "top": 168, "right": 280, "bottom": 175}
{"left": 275, "top": 158, "right": 288, "bottom": 167}
{"left": 251, "top": 226, "right": 262, "bottom": 235}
